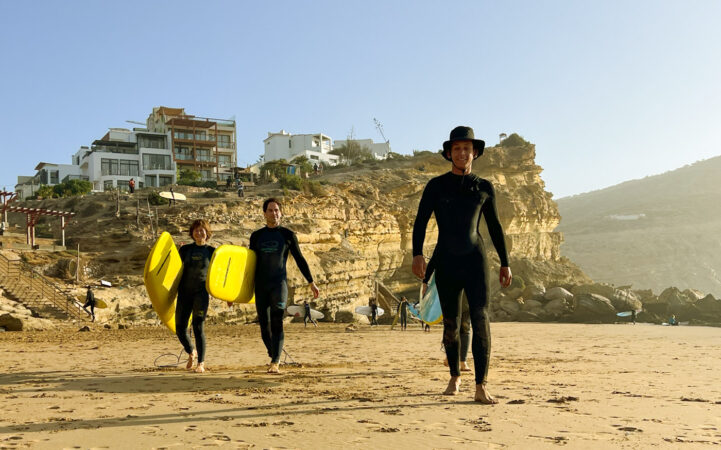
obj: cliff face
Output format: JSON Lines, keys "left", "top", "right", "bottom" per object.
{"left": 9, "top": 141, "right": 589, "bottom": 322}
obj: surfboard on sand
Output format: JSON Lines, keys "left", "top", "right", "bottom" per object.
{"left": 206, "top": 245, "right": 256, "bottom": 303}
{"left": 418, "top": 274, "right": 443, "bottom": 324}
{"left": 144, "top": 232, "right": 184, "bottom": 333}
{"left": 355, "top": 305, "right": 384, "bottom": 317}
{"left": 287, "top": 305, "right": 324, "bottom": 320}
{"left": 159, "top": 191, "right": 187, "bottom": 201}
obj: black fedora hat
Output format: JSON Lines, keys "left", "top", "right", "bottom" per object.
{"left": 441, "top": 126, "right": 485, "bottom": 161}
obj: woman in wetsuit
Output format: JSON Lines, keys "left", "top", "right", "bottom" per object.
{"left": 412, "top": 126, "right": 512, "bottom": 403}
{"left": 176, "top": 219, "right": 215, "bottom": 373}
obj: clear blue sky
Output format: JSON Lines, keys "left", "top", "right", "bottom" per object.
{"left": 1, "top": 0, "right": 719, "bottom": 198}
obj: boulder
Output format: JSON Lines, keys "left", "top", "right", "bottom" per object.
{"left": 696, "top": 294, "right": 721, "bottom": 314}
{"left": 0, "top": 314, "right": 23, "bottom": 331}
{"left": 682, "top": 289, "right": 705, "bottom": 301}
{"left": 499, "top": 298, "right": 523, "bottom": 316}
{"left": 516, "top": 311, "right": 541, "bottom": 322}
{"left": 544, "top": 287, "right": 573, "bottom": 301}
{"left": 0, "top": 313, "right": 54, "bottom": 331}
{"left": 658, "top": 287, "right": 695, "bottom": 307}
{"left": 573, "top": 293, "right": 616, "bottom": 321}
{"left": 544, "top": 298, "right": 571, "bottom": 317}
{"left": 334, "top": 310, "right": 355, "bottom": 323}
{"left": 522, "top": 284, "right": 546, "bottom": 301}
{"left": 522, "top": 299, "right": 544, "bottom": 312}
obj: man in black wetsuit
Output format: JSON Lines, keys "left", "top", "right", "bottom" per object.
{"left": 303, "top": 300, "right": 318, "bottom": 328}
{"left": 370, "top": 299, "right": 379, "bottom": 326}
{"left": 412, "top": 126, "right": 512, "bottom": 403}
{"left": 83, "top": 286, "right": 96, "bottom": 322}
{"left": 250, "top": 198, "right": 320, "bottom": 374}
{"left": 423, "top": 254, "right": 472, "bottom": 372}
{"left": 397, "top": 296, "right": 409, "bottom": 331}
{"left": 176, "top": 219, "right": 215, "bottom": 373}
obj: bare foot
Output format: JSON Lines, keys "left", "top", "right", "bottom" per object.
{"left": 443, "top": 376, "right": 461, "bottom": 395}
{"left": 443, "top": 357, "right": 449, "bottom": 367}
{"left": 186, "top": 350, "right": 197, "bottom": 370}
{"left": 267, "top": 363, "right": 280, "bottom": 374}
{"left": 194, "top": 362, "right": 206, "bottom": 373}
{"left": 460, "top": 361, "right": 472, "bottom": 372}
{"left": 474, "top": 383, "right": 498, "bottom": 404}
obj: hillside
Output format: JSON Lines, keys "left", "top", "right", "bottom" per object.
{"left": 556, "top": 155, "right": 721, "bottom": 296}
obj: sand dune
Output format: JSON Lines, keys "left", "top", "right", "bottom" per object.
{"left": 1, "top": 322, "right": 720, "bottom": 448}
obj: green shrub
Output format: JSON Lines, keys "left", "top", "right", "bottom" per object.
{"left": 35, "top": 179, "right": 92, "bottom": 199}
{"left": 201, "top": 190, "right": 224, "bottom": 198}
{"left": 148, "top": 191, "right": 165, "bottom": 206}
{"left": 500, "top": 133, "right": 530, "bottom": 148}
{"left": 510, "top": 275, "right": 526, "bottom": 291}
{"left": 278, "top": 174, "right": 304, "bottom": 191}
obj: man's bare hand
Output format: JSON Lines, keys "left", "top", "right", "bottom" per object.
{"left": 412, "top": 255, "right": 427, "bottom": 280}
{"left": 499, "top": 266, "right": 512, "bottom": 288}
{"left": 309, "top": 282, "right": 320, "bottom": 299}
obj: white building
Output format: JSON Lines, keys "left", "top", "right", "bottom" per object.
{"left": 72, "top": 128, "right": 176, "bottom": 191}
{"left": 333, "top": 138, "right": 391, "bottom": 159}
{"left": 263, "top": 130, "right": 339, "bottom": 166}
{"left": 15, "top": 163, "right": 84, "bottom": 199}
{"left": 16, "top": 127, "right": 177, "bottom": 198}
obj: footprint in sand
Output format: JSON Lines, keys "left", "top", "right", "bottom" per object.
{"left": 184, "top": 425, "right": 198, "bottom": 432}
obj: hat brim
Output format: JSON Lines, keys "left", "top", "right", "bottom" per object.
{"left": 441, "top": 139, "right": 485, "bottom": 161}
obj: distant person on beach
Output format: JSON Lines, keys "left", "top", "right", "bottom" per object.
{"left": 176, "top": 219, "right": 216, "bottom": 373}
{"left": 669, "top": 314, "right": 678, "bottom": 326}
{"left": 631, "top": 309, "right": 637, "bottom": 325}
{"left": 423, "top": 254, "right": 472, "bottom": 371}
{"left": 250, "top": 198, "right": 320, "bottom": 374}
{"left": 83, "top": 286, "right": 96, "bottom": 322}
{"left": 397, "top": 296, "right": 409, "bottom": 331}
{"left": 303, "top": 300, "right": 318, "bottom": 328}
{"left": 128, "top": 178, "right": 135, "bottom": 194}
{"left": 370, "top": 299, "right": 379, "bottom": 326}
{"left": 412, "top": 126, "right": 512, "bottom": 403}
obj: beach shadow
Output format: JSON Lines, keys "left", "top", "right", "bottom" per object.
{"left": 0, "top": 396, "right": 451, "bottom": 435}
{"left": 2, "top": 371, "right": 280, "bottom": 394}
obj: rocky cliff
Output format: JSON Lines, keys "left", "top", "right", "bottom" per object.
{"left": 3, "top": 140, "right": 590, "bottom": 325}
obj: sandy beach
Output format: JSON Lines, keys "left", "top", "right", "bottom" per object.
{"left": 1, "top": 321, "right": 720, "bottom": 449}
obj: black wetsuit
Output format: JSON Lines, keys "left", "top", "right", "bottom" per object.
{"left": 303, "top": 302, "right": 316, "bottom": 327}
{"left": 83, "top": 289, "right": 96, "bottom": 321}
{"left": 176, "top": 243, "right": 215, "bottom": 364}
{"left": 249, "top": 226, "right": 313, "bottom": 363}
{"left": 425, "top": 255, "right": 471, "bottom": 361}
{"left": 413, "top": 171, "right": 509, "bottom": 385}
{"left": 371, "top": 303, "right": 378, "bottom": 326}
{"left": 397, "top": 299, "right": 409, "bottom": 330}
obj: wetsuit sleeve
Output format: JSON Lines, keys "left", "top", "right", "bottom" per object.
{"left": 249, "top": 231, "right": 258, "bottom": 252}
{"left": 481, "top": 183, "right": 510, "bottom": 267}
{"left": 412, "top": 182, "right": 435, "bottom": 256}
{"left": 423, "top": 254, "right": 436, "bottom": 284}
{"left": 286, "top": 229, "right": 314, "bottom": 283}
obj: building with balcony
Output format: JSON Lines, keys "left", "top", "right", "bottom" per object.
{"left": 263, "top": 130, "right": 339, "bottom": 166}
{"left": 332, "top": 138, "right": 391, "bottom": 160}
{"left": 14, "top": 162, "right": 85, "bottom": 199}
{"left": 147, "top": 106, "right": 237, "bottom": 182}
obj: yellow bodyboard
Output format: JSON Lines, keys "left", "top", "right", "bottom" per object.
{"left": 144, "top": 232, "right": 183, "bottom": 333}
{"left": 206, "top": 244, "right": 256, "bottom": 303}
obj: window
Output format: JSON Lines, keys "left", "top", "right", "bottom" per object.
{"left": 196, "top": 149, "right": 211, "bottom": 162}
{"left": 119, "top": 160, "right": 139, "bottom": 176}
{"left": 103, "top": 180, "right": 114, "bottom": 191}
{"left": 101, "top": 158, "right": 119, "bottom": 175}
{"left": 174, "top": 146, "right": 192, "bottom": 160}
{"left": 218, "top": 155, "right": 231, "bottom": 167}
{"left": 138, "top": 135, "right": 166, "bottom": 149}
{"left": 217, "top": 134, "right": 231, "bottom": 148}
{"left": 159, "top": 175, "right": 173, "bottom": 186}
{"left": 200, "top": 170, "right": 212, "bottom": 180}
{"left": 145, "top": 175, "right": 157, "bottom": 187}
{"left": 143, "top": 154, "right": 171, "bottom": 170}
{"left": 50, "top": 170, "right": 59, "bottom": 184}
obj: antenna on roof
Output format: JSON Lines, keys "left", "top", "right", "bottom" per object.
{"left": 126, "top": 120, "right": 146, "bottom": 126}
{"left": 373, "top": 118, "right": 389, "bottom": 144}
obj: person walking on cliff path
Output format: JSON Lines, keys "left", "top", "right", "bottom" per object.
{"left": 83, "top": 286, "right": 96, "bottom": 322}
{"left": 250, "top": 198, "right": 320, "bottom": 374}
{"left": 176, "top": 219, "right": 216, "bottom": 373}
{"left": 412, "top": 126, "right": 512, "bottom": 403}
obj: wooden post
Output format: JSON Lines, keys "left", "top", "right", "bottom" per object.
{"left": 60, "top": 216, "right": 65, "bottom": 247}
{"left": 116, "top": 188, "right": 120, "bottom": 218}
{"left": 147, "top": 198, "right": 155, "bottom": 237}
{"left": 136, "top": 198, "right": 140, "bottom": 228}
{"left": 76, "top": 243, "right": 80, "bottom": 282}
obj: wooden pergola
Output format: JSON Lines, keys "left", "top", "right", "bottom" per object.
{"left": 0, "top": 192, "right": 75, "bottom": 247}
